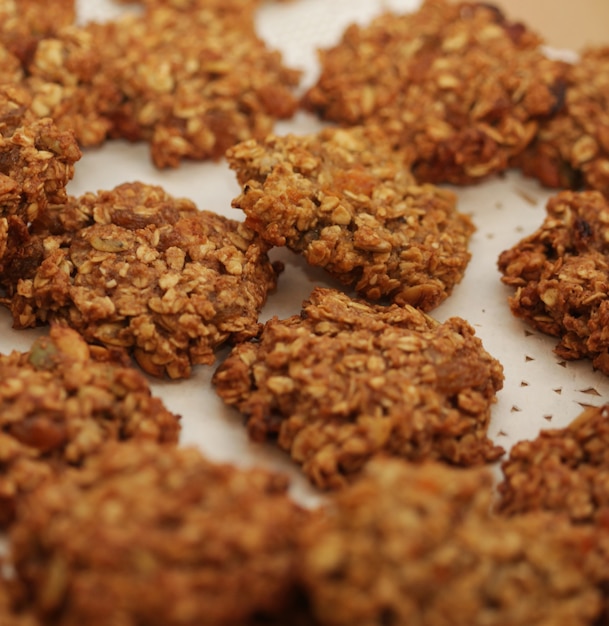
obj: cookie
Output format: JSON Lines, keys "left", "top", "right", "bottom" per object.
{"left": 2, "top": 182, "right": 280, "bottom": 379}
{"left": 213, "top": 287, "right": 504, "bottom": 489}
{"left": 85, "top": 4, "right": 300, "bottom": 167}
{"left": 301, "top": 0, "right": 567, "bottom": 185}
{"left": 515, "top": 47, "right": 609, "bottom": 197}
{"left": 0, "top": 325, "right": 180, "bottom": 527}
{"left": 9, "top": 440, "right": 307, "bottom": 626}
{"left": 298, "top": 458, "right": 606, "bottom": 626}
{"left": 498, "top": 190, "right": 609, "bottom": 374}
{"left": 496, "top": 404, "right": 609, "bottom": 524}
{"left": 227, "top": 126, "right": 473, "bottom": 310}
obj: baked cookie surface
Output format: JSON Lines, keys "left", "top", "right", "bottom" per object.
{"left": 498, "top": 190, "right": 609, "bottom": 374}
{"left": 301, "top": 0, "right": 567, "bottom": 185}
{"left": 213, "top": 287, "right": 504, "bottom": 489}
{"left": 2, "top": 182, "right": 279, "bottom": 379}
{"left": 9, "top": 440, "right": 306, "bottom": 626}
{"left": 298, "top": 459, "right": 606, "bottom": 626}
{"left": 0, "top": 325, "right": 180, "bottom": 527}
{"left": 228, "top": 127, "right": 473, "bottom": 311}
{"left": 516, "top": 47, "right": 609, "bottom": 197}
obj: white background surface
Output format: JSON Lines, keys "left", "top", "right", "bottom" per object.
{"left": 9, "top": 0, "right": 604, "bottom": 504}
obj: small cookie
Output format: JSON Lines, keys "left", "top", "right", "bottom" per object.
{"left": 228, "top": 127, "right": 473, "bottom": 311}
{"left": 302, "top": 0, "right": 567, "bottom": 185}
{"left": 86, "top": 5, "right": 300, "bottom": 167}
{"left": 9, "top": 440, "right": 307, "bottom": 626}
{"left": 213, "top": 287, "right": 504, "bottom": 489}
{"left": 498, "top": 190, "right": 609, "bottom": 374}
{"left": 298, "top": 459, "right": 606, "bottom": 626}
{"left": 496, "top": 404, "right": 609, "bottom": 524}
{"left": 2, "top": 182, "right": 279, "bottom": 379}
{"left": 516, "top": 47, "right": 609, "bottom": 197}
{"left": 0, "top": 325, "right": 180, "bottom": 527}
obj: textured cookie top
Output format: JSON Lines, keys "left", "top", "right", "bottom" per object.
{"left": 228, "top": 126, "right": 473, "bottom": 310}
{"left": 213, "top": 287, "right": 504, "bottom": 489}
{"left": 10, "top": 440, "right": 306, "bottom": 626}
{"left": 302, "top": 0, "right": 567, "bottom": 185}
{"left": 2, "top": 182, "right": 279, "bottom": 379}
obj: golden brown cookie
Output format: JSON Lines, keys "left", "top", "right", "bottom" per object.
{"left": 302, "top": 0, "right": 567, "bottom": 185}
{"left": 496, "top": 404, "right": 609, "bottom": 524}
{"left": 10, "top": 440, "right": 307, "bottom": 626}
{"left": 228, "top": 127, "right": 473, "bottom": 311}
{"left": 498, "top": 190, "right": 609, "bottom": 374}
{"left": 0, "top": 325, "right": 180, "bottom": 527}
{"left": 2, "top": 182, "right": 280, "bottom": 379}
{"left": 85, "top": 4, "right": 300, "bottom": 167}
{"left": 516, "top": 47, "right": 609, "bottom": 197}
{"left": 298, "top": 459, "right": 607, "bottom": 626}
{"left": 213, "top": 287, "right": 504, "bottom": 489}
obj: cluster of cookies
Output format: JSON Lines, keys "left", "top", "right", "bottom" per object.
{"left": 2, "top": 0, "right": 609, "bottom": 624}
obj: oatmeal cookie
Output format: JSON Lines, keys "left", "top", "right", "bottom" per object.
{"left": 85, "top": 4, "right": 300, "bottom": 168}
{"left": 498, "top": 190, "right": 609, "bottom": 374}
{"left": 2, "top": 182, "right": 279, "bottom": 379}
{"left": 0, "top": 325, "right": 180, "bottom": 527}
{"left": 213, "top": 287, "right": 504, "bottom": 490}
{"left": 496, "top": 404, "right": 609, "bottom": 524}
{"left": 302, "top": 0, "right": 567, "bottom": 185}
{"left": 298, "top": 459, "right": 606, "bottom": 626}
{"left": 9, "top": 440, "right": 307, "bottom": 626}
{"left": 227, "top": 127, "right": 473, "bottom": 311}
{"left": 516, "top": 47, "right": 609, "bottom": 197}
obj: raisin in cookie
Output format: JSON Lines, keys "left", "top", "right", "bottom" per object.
{"left": 0, "top": 325, "right": 180, "bottom": 527}
{"left": 498, "top": 190, "right": 609, "bottom": 374}
{"left": 2, "top": 182, "right": 279, "bottom": 379}
{"left": 213, "top": 287, "right": 504, "bottom": 489}
{"left": 228, "top": 126, "right": 473, "bottom": 311}
{"left": 302, "top": 0, "right": 567, "bottom": 185}
{"left": 9, "top": 440, "right": 307, "bottom": 626}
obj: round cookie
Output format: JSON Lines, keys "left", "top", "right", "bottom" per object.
{"left": 9, "top": 440, "right": 307, "bottom": 626}
{"left": 498, "top": 190, "right": 609, "bottom": 374}
{"left": 228, "top": 126, "right": 473, "bottom": 311}
{"left": 0, "top": 325, "right": 180, "bottom": 527}
{"left": 301, "top": 0, "right": 567, "bottom": 185}
{"left": 516, "top": 47, "right": 609, "bottom": 197}
{"left": 297, "top": 459, "right": 606, "bottom": 626}
{"left": 2, "top": 182, "right": 280, "bottom": 379}
{"left": 213, "top": 287, "right": 504, "bottom": 489}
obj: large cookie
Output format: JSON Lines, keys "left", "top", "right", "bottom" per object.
{"left": 213, "top": 287, "right": 504, "bottom": 489}
{"left": 228, "top": 126, "right": 473, "bottom": 311}
{"left": 302, "top": 0, "right": 567, "bottom": 185}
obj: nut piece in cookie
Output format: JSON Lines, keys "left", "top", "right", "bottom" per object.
{"left": 85, "top": 4, "right": 300, "bottom": 167}
{"left": 9, "top": 441, "right": 307, "bottom": 626}
{"left": 496, "top": 404, "right": 609, "bottom": 524}
{"left": 498, "top": 190, "right": 609, "bottom": 374}
{"left": 301, "top": 0, "right": 567, "bottom": 185}
{"left": 213, "top": 287, "right": 504, "bottom": 490}
{"left": 2, "top": 182, "right": 280, "bottom": 379}
{"left": 0, "top": 325, "right": 180, "bottom": 527}
{"left": 228, "top": 127, "right": 474, "bottom": 311}
{"left": 298, "top": 458, "right": 606, "bottom": 626}
{"left": 515, "top": 47, "right": 609, "bottom": 197}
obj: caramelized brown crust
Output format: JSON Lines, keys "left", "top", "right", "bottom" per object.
{"left": 228, "top": 127, "right": 473, "bottom": 311}
{"left": 498, "top": 190, "right": 609, "bottom": 374}
{"left": 10, "top": 441, "right": 306, "bottom": 626}
{"left": 0, "top": 325, "right": 180, "bottom": 528}
{"left": 213, "top": 287, "right": 504, "bottom": 489}
{"left": 301, "top": 0, "right": 567, "bottom": 185}
{"left": 515, "top": 47, "right": 609, "bottom": 197}
{"left": 298, "top": 459, "right": 606, "bottom": 626}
